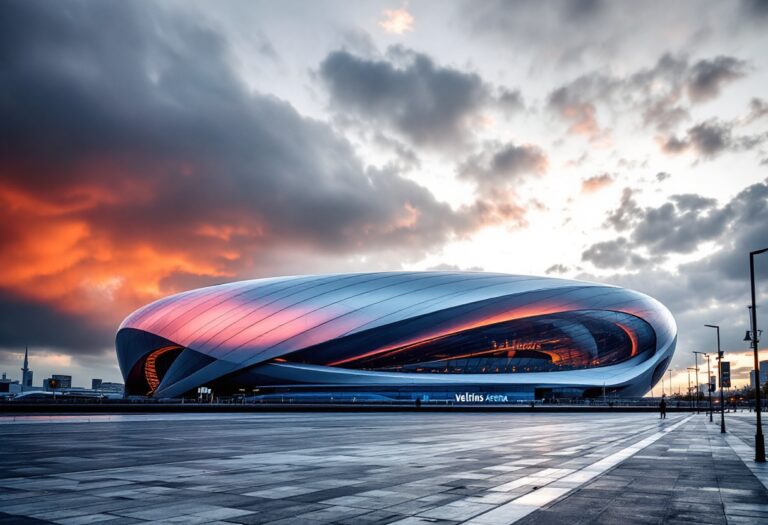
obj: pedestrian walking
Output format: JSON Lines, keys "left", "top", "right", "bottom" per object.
{"left": 659, "top": 394, "right": 667, "bottom": 419}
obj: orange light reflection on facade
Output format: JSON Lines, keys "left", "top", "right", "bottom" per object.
{"left": 615, "top": 322, "right": 639, "bottom": 357}
{"left": 328, "top": 302, "right": 568, "bottom": 367}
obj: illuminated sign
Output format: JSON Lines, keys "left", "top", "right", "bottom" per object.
{"left": 720, "top": 361, "right": 731, "bottom": 388}
{"left": 454, "top": 392, "right": 509, "bottom": 403}
{"left": 492, "top": 340, "right": 543, "bottom": 351}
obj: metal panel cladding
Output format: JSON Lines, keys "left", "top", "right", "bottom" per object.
{"left": 116, "top": 272, "right": 677, "bottom": 398}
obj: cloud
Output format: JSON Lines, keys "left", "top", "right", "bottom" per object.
{"left": 547, "top": 81, "right": 607, "bottom": 141}
{"left": 686, "top": 56, "right": 747, "bottom": 102}
{"left": 379, "top": 6, "right": 415, "bottom": 34}
{"left": 545, "top": 264, "right": 570, "bottom": 275}
{"left": 584, "top": 177, "right": 768, "bottom": 279}
{"left": 605, "top": 188, "right": 643, "bottom": 231}
{"left": 660, "top": 118, "right": 766, "bottom": 159}
{"left": 426, "top": 263, "right": 485, "bottom": 272}
{"left": 597, "top": 188, "right": 736, "bottom": 259}
{"left": 656, "top": 171, "right": 672, "bottom": 182}
{"left": 318, "top": 47, "right": 522, "bottom": 149}
{"left": 581, "top": 173, "right": 614, "bottom": 193}
{"left": 547, "top": 53, "right": 750, "bottom": 140}
{"left": 0, "top": 288, "right": 114, "bottom": 354}
{"left": 0, "top": 1, "right": 506, "bottom": 357}
{"left": 631, "top": 195, "right": 733, "bottom": 255}
{"left": 458, "top": 142, "right": 548, "bottom": 193}
{"left": 496, "top": 88, "right": 525, "bottom": 115}
{"left": 687, "top": 120, "right": 734, "bottom": 156}
{"left": 581, "top": 238, "right": 650, "bottom": 269}
{"left": 460, "top": 1, "right": 763, "bottom": 73}
{"left": 576, "top": 179, "right": 768, "bottom": 371}
{"left": 745, "top": 97, "right": 768, "bottom": 124}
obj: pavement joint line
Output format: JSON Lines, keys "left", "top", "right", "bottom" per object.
{"left": 723, "top": 431, "right": 768, "bottom": 491}
{"left": 463, "top": 414, "right": 694, "bottom": 525}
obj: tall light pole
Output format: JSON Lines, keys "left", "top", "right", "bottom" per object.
{"left": 707, "top": 354, "right": 713, "bottom": 422}
{"left": 692, "top": 352, "right": 701, "bottom": 413}
{"left": 668, "top": 369, "right": 673, "bottom": 396}
{"left": 749, "top": 251, "right": 767, "bottom": 460}
{"left": 687, "top": 367, "right": 696, "bottom": 409}
{"left": 705, "top": 324, "right": 726, "bottom": 433}
{"left": 694, "top": 352, "right": 712, "bottom": 423}
{"left": 748, "top": 247, "right": 767, "bottom": 462}
{"left": 694, "top": 351, "right": 710, "bottom": 419}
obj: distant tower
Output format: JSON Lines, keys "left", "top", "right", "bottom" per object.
{"left": 21, "top": 347, "right": 33, "bottom": 391}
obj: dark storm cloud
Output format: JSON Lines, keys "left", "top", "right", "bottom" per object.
{"left": 0, "top": 0, "right": 503, "bottom": 355}
{"left": 0, "top": 289, "right": 113, "bottom": 354}
{"left": 0, "top": 1, "right": 488, "bottom": 254}
{"left": 318, "top": 47, "right": 521, "bottom": 149}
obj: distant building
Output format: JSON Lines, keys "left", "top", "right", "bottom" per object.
{"left": 21, "top": 347, "right": 33, "bottom": 390}
{"left": 90, "top": 379, "right": 123, "bottom": 394}
{"left": 99, "top": 382, "right": 124, "bottom": 394}
{"left": 53, "top": 374, "right": 72, "bottom": 388}
{"left": 0, "top": 373, "right": 21, "bottom": 395}
{"left": 44, "top": 374, "right": 72, "bottom": 390}
{"left": 750, "top": 363, "right": 768, "bottom": 390}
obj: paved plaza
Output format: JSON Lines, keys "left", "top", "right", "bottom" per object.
{"left": 1, "top": 411, "right": 768, "bottom": 524}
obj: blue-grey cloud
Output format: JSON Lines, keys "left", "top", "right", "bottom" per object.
{"left": 319, "top": 47, "right": 521, "bottom": 149}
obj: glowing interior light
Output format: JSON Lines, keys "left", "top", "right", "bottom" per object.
{"left": 144, "top": 345, "right": 182, "bottom": 395}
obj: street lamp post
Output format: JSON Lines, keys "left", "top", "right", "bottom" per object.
{"left": 687, "top": 367, "right": 696, "bottom": 410}
{"left": 694, "top": 351, "right": 711, "bottom": 421}
{"left": 693, "top": 352, "right": 701, "bottom": 413}
{"left": 707, "top": 354, "right": 713, "bottom": 422}
{"left": 705, "top": 324, "right": 726, "bottom": 433}
{"left": 668, "top": 369, "right": 673, "bottom": 396}
{"left": 748, "top": 247, "right": 768, "bottom": 462}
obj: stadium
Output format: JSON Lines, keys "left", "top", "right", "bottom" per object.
{"left": 116, "top": 272, "right": 677, "bottom": 401}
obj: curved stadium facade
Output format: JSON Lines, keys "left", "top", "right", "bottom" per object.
{"left": 116, "top": 272, "right": 676, "bottom": 401}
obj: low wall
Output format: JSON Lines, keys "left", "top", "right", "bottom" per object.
{"left": 0, "top": 402, "right": 703, "bottom": 414}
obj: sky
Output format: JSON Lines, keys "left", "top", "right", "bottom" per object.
{"left": 1, "top": 0, "right": 767, "bottom": 392}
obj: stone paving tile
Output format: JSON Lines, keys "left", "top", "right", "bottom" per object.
{"left": 516, "top": 414, "right": 768, "bottom": 525}
{"left": 1, "top": 412, "right": 766, "bottom": 524}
